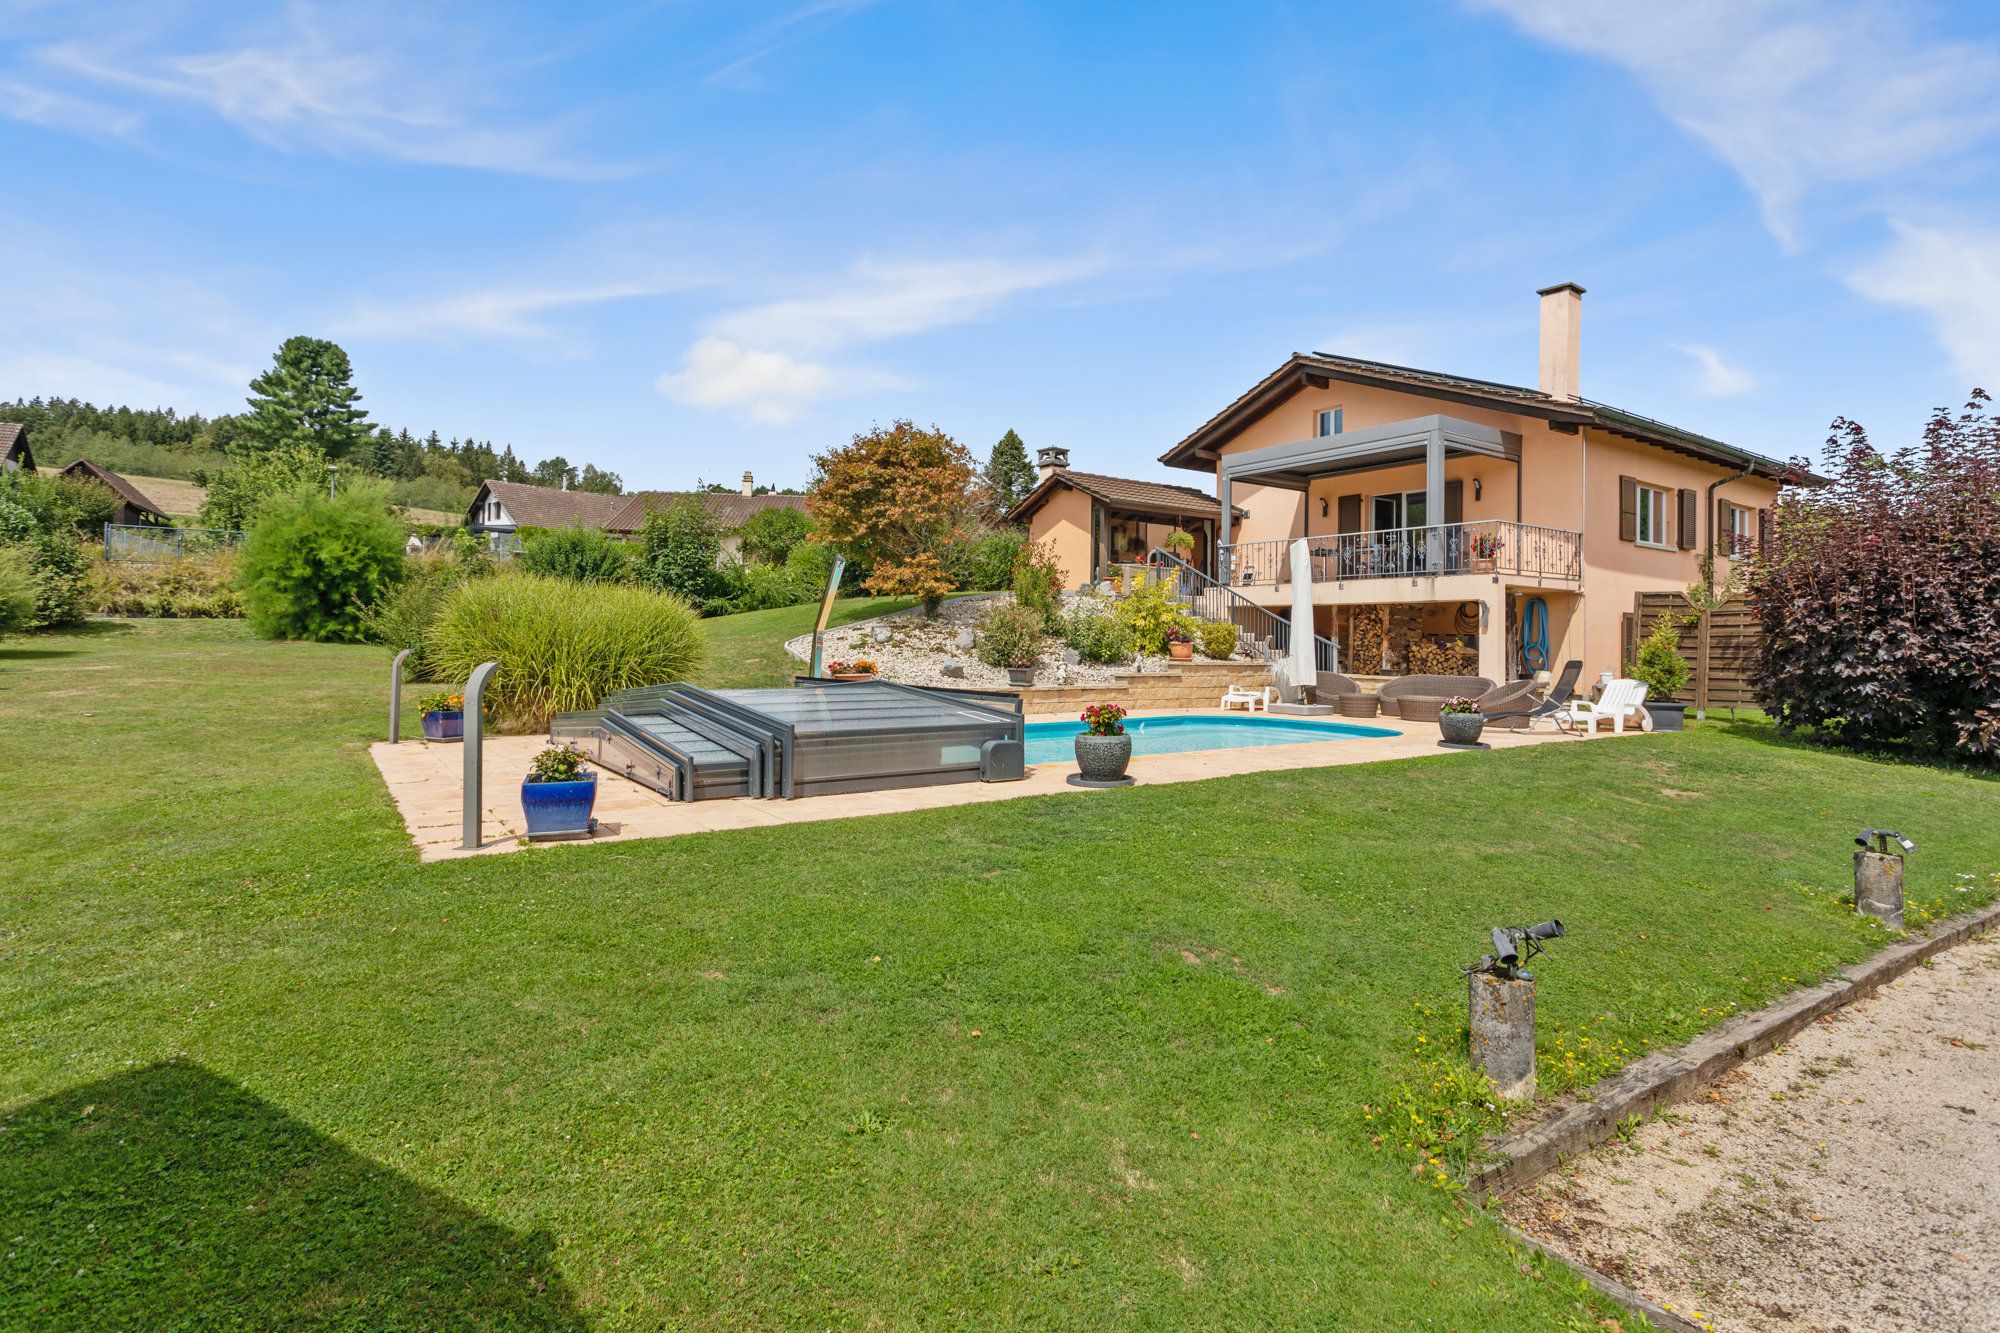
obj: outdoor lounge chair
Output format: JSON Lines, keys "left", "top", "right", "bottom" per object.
{"left": 1220, "top": 684, "right": 1273, "bottom": 712}
{"left": 1376, "top": 674, "right": 1494, "bottom": 718}
{"left": 1481, "top": 660, "right": 1583, "bottom": 733}
{"left": 1569, "top": 678, "right": 1650, "bottom": 734}
{"left": 1304, "top": 670, "right": 1362, "bottom": 706}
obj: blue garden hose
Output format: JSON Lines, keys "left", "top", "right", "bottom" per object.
{"left": 1519, "top": 596, "right": 1549, "bottom": 674}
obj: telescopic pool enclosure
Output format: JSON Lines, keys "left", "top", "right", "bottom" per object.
{"left": 551, "top": 679, "right": 1028, "bottom": 801}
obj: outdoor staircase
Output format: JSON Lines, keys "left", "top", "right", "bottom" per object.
{"left": 1140, "top": 550, "right": 1341, "bottom": 674}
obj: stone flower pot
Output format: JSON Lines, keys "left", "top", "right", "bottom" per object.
{"left": 1006, "top": 665, "right": 1035, "bottom": 687}
{"left": 1074, "top": 731, "right": 1132, "bottom": 781}
{"left": 1438, "top": 711, "right": 1486, "bottom": 746}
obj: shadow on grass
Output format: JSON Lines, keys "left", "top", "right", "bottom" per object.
{"left": 0, "top": 1060, "right": 586, "bottom": 1330}
{"left": 1706, "top": 712, "right": 2000, "bottom": 783}
{"left": 1, "top": 620, "right": 137, "bottom": 661}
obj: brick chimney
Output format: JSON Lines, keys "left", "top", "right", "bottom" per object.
{"left": 1036, "top": 446, "right": 1070, "bottom": 482}
{"left": 1536, "top": 282, "right": 1585, "bottom": 402}
{"left": 740, "top": 470, "right": 754, "bottom": 497}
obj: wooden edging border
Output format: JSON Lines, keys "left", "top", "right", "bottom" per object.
{"left": 1470, "top": 899, "right": 2000, "bottom": 1204}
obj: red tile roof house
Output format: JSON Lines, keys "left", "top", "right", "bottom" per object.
{"left": 466, "top": 471, "right": 810, "bottom": 562}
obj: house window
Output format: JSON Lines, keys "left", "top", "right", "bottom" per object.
{"left": 1370, "top": 491, "right": 1427, "bottom": 531}
{"left": 1315, "top": 407, "right": 1344, "bottom": 437}
{"left": 1635, "top": 484, "right": 1670, "bottom": 548}
{"left": 1726, "top": 503, "right": 1753, "bottom": 556}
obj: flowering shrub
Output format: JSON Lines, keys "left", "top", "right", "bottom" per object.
{"left": 1438, "top": 695, "right": 1481, "bottom": 715}
{"left": 1754, "top": 391, "right": 2000, "bottom": 760}
{"left": 417, "top": 691, "right": 463, "bottom": 715}
{"left": 825, "top": 659, "right": 877, "bottom": 675}
{"left": 1163, "top": 623, "right": 1192, "bottom": 646}
{"left": 1079, "top": 702, "right": 1126, "bottom": 736}
{"left": 526, "top": 743, "right": 589, "bottom": 784}
{"left": 1467, "top": 531, "right": 1501, "bottom": 560}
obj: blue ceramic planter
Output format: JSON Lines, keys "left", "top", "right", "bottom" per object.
{"left": 521, "top": 773, "right": 597, "bottom": 837}
{"left": 421, "top": 709, "right": 463, "bottom": 741}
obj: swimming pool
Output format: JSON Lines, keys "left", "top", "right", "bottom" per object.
{"left": 1023, "top": 713, "right": 1397, "bottom": 765}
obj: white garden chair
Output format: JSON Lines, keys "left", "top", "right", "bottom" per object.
{"left": 1567, "top": 678, "right": 1650, "bottom": 734}
{"left": 1220, "top": 685, "right": 1273, "bottom": 713}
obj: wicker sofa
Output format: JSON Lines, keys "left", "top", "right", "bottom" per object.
{"left": 1375, "top": 674, "right": 1494, "bottom": 718}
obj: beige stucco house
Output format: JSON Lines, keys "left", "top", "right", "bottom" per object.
{"left": 1025, "top": 284, "right": 1808, "bottom": 687}
{"left": 1004, "top": 448, "right": 1243, "bottom": 586}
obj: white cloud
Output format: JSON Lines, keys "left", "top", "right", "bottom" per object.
{"left": 713, "top": 254, "right": 1113, "bottom": 351}
{"left": 1672, "top": 342, "right": 1757, "bottom": 397}
{"left": 0, "top": 78, "right": 143, "bottom": 140}
{"left": 656, "top": 337, "right": 842, "bottom": 426}
{"left": 13, "top": 6, "right": 634, "bottom": 179}
{"left": 341, "top": 277, "right": 699, "bottom": 343}
{"left": 1472, "top": 0, "right": 2000, "bottom": 247}
{"left": 1849, "top": 222, "right": 2000, "bottom": 387}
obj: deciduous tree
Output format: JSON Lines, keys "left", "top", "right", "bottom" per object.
{"left": 809, "top": 421, "right": 976, "bottom": 616}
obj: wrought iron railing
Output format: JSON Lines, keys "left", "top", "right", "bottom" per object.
{"left": 1138, "top": 550, "right": 1342, "bottom": 673}
{"left": 1219, "top": 520, "right": 1582, "bottom": 587}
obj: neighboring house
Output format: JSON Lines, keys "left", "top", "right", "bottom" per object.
{"left": 0, "top": 422, "right": 33, "bottom": 472}
{"left": 1151, "top": 283, "right": 1814, "bottom": 685}
{"left": 58, "top": 459, "right": 172, "bottom": 526}
{"left": 466, "top": 470, "right": 811, "bottom": 561}
{"left": 1006, "top": 447, "right": 1245, "bottom": 585}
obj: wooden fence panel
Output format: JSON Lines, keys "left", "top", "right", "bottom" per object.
{"left": 1622, "top": 593, "right": 1764, "bottom": 707}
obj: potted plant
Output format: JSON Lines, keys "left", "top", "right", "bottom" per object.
{"left": 1437, "top": 695, "right": 1485, "bottom": 745}
{"left": 1074, "top": 702, "right": 1131, "bottom": 781}
{"left": 1467, "top": 530, "right": 1501, "bottom": 574}
{"left": 1162, "top": 529, "right": 1196, "bottom": 564}
{"left": 1005, "top": 654, "right": 1036, "bottom": 687}
{"left": 1164, "top": 624, "right": 1195, "bottom": 661}
{"left": 418, "top": 690, "right": 465, "bottom": 741}
{"left": 826, "top": 658, "right": 877, "bottom": 681}
{"left": 1627, "top": 616, "right": 1692, "bottom": 731}
{"left": 521, "top": 743, "right": 597, "bottom": 837}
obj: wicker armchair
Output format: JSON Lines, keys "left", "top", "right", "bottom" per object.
{"left": 1304, "top": 671, "right": 1362, "bottom": 705}
{"left": 1375, "top": 674, "right": 1494, "bottom": 718}
{"left": 1473, "top": 679, "right": 1539, "bottom": 729}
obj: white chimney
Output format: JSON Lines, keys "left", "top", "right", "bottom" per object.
{"left": 1537, "top": 282, "right": 1585, "bottom": 402}
{"left": 1036, "top": 446, "right": 1070, "bottom": 481}
{"left": 740, "top": 470, "right": 754, "bottom": 497}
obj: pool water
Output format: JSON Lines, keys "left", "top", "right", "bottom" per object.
{"left": 1023, "top": 713, "right": 1396, "bottom": 765}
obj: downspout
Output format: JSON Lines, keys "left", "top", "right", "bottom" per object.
{"left": 1696, "top": 462, "right": 1756, "bottom": 720}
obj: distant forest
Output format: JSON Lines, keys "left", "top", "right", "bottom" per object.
{"left": 2, "top": 397, "right": 625, "bottom": 514}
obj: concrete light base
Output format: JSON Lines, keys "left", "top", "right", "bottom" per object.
{"left": 1855, "top": 850, "right": 1905, "bottom": 930}
{"left": 1470, "top": 973, "right": 1537, "bottom": 1100}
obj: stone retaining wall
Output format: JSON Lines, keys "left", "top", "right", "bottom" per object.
{"left": 1018, "top": 661, "right": 1278, "bottom": 715}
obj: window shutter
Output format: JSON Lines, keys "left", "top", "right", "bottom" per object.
{"left": 1444, "top": 479, "right": 1464, "bottom": 524}
{"left": 1337, "top": 494, "right": 1362, "bottom": 534}
{"left": 1715, "top": 497, "right": 1731, "bottom": 551}
{"left": 1618, "top": 475, "right": 1638, "bottom": 542}
{"left": 1757, "top": 507, "right": 1773, "bottom": 550}
{"left": 1677, "top": 488, "right": 1697, "bottom": 550}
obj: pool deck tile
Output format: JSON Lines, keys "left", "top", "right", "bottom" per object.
{"left": 370, "top": 709, "right": 1618, "bottom": 862}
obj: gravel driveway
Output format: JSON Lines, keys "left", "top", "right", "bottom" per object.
{"left": 1504, "top": 932, "right": 2000, "bottom": 1332}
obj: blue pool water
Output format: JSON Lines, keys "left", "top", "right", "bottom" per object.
{"left": 1023, "top": 713, "right": 1396, "bottom": 765}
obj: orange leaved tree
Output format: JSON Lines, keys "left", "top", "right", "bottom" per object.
{"left": 809, "top": 421, "right": 977, "bottom": 616}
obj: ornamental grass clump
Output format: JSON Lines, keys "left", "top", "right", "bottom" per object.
{"left": 426, "top": 573, "right": 705, "bottom": 730}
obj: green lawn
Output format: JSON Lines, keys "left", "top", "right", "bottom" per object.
{"left": 4, "top": 617, "right": 1996, "bottom": 1329}
{"left": 691, "top": 594, "right": 920, "bottom": 689}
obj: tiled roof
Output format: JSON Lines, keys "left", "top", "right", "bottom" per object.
{"left": 607, "top": 491, "right": 810, "bottom": 533}
{"left": 472, "top": 480, "right": 631, "bottom": 530}
{"left": 58, "top": 459, "right": 168, "bottom": 520}
{"left": 1007, "top": 469, "right": 1244, "bottom": 524}
{"left": 0, "top": 422, "right": 30, "bottom": 466}
{"left": 1159, "top": 352, "right": 1815, "bottom": 483}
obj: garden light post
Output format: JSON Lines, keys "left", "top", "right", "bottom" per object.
{"left": 327, "top": 461, "right": 339, "bottom": 499}
{"left": 1854, "top": 829, "right": 1914, "bottom": 930}
{"left": 460, "top": 660, "right": 498, "bottom": 851}
{"left": 388, "top": 649, "right": 412, "bottom": 743}
{"left": 1466, "top": 919, "right": 1564, "bottom": 1100}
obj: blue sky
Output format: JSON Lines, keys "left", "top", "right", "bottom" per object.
{"left": 3, "top": 1, "right": 1997, "bottom": 489}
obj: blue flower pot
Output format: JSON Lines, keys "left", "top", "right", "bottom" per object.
{"left": 521, "top": 774, "right": 597, "bottom": 837}
{"left": 421, "top": 709, "right": 463, "bottom": 741}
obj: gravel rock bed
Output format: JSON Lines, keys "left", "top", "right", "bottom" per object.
{"left": 783, "top": 592, "right": 1252, "bottom": 691}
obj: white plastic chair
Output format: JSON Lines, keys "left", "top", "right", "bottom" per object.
{"left": 1220, "top": 685, "right": 1272, "bottom": 713}
{"left": 1567, "top": 679, "right": 1650, "bottom": 734}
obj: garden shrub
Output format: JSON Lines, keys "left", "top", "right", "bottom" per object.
{"left": 1110, "top": 569, "right": 1196, "bottom": 654}
{"left": 716, "top": 559, "right": 813, "bottom": 613}
{"left": 636, "top": 495, "right": 726, "bottom": 612}
{"left": 783, "top": 540, "right": 858, "bottom": 599}
{"left": 518, "top": 523, "right": 632, "bottom": 584}
{"left": 426, "top": 574, "right": 706, "bottom": 730}
{"left": 1626, "top": 614, "right": 1691, "bottom": 700}
{"left": 1009, "top": 539, "right": 1065, "bottom": 630}
{"left": 738, "top": 507, "right": 814, "bottom": 567}
{"left": 200, "top": 444, "right": 329, "bottom": 531}
{"left": 0, "top": 545, "right": 35, "bottom": 635}
{"left": 959, "top": 529, "right": 1026, "bottom": 592}
{"left": 1059, "top": 601, "right": 1134, "bottom": 664}
{"left": 974, "top": 600, "right": 1047, "bottom": 669}
{"left": 86, "top": 552, "right": 243, "bottom": 618}
{"left": 360, "top": 553, "right": 479, "bottom": 679}
{"left": 238, "top": 480, "right": 408, "bottom": 642}
{"left": 1754, "top": 391, "right": 2000, "bottom": 760}
{"left": 15, "top": 534, "right": 91, "bottom": 629}
{"left": 1196, "top": 619, "right": 1239, "bottom": 660}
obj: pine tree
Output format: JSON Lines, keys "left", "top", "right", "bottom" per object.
{"left": 982, "top": 429, "right": 1036, "bottom": 514}
{"left": 241, "top": 336, "right": 372, "bottom": 459}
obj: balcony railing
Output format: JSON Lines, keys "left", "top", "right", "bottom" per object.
{"left": 1219, "top": 520, "right": 1583, "bottom": 587}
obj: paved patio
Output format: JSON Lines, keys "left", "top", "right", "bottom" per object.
{"left": 370, "top": 711, "right": 1613, "bottom": 862}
